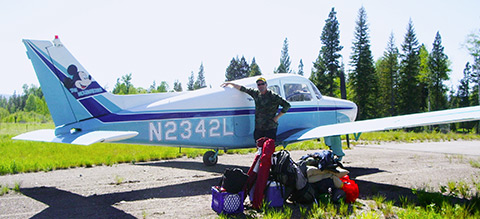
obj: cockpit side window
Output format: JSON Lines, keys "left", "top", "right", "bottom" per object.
{"left": 309, "top": 81, "right": 322, "bottom": 99}
{"left": 268, "top": 85, "right": 281, "bottom": 95}
{"left": 283, "top": 83, "right": 313, "bottom": 102}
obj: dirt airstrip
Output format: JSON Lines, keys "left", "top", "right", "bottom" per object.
{"left": 1, "top": 141, "right": 479, "bottom": 218}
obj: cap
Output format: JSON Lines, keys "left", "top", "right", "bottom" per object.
{"left": 256, "top": 77, "right": 267, "bottom": 83}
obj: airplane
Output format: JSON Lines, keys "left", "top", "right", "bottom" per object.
{"left": 13, "top": 36, "right": 480, "bottom": 166}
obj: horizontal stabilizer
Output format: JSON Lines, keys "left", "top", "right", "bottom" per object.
{"left": 282, "top": 106, "right": 480, "bottom": 144}
{"left": 13, "top": 129, "right": 138, "bottom": 145}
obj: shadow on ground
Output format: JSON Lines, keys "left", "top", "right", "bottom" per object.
{"left": 19, "top": 160, "right": 468, "bottom": 218}
{"left": 22, "top": 176, "right": 220, "bottom": 218}
{"left": 136, "top": 160, "right": 250, "bottom": 174}
{"left": 20, "top": 159, "right": 251, "bottom": 218}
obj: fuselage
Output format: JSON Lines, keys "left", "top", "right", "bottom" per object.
{"left": 58, "top": 74, "right": 357, "bottom": 150}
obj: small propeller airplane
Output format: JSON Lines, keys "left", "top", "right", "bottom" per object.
{"left": 13, "top": 36, "right": 480, "bottom": 166}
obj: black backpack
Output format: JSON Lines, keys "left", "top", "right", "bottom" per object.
{"left": 290, "top": 183, "right": 317, "bottom": 204}
{"left": 270, "top": 150, "right": 316, "bottom": 204}
{"left": 270, "top": 150, "right": 297, "bottom": 188}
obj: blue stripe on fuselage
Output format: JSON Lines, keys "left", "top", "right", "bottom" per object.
{"left": 87, "top": 106, "right": 353, "bottom": 123}
{"left": 99, "top": 109, "right": 255, "bottom": 122}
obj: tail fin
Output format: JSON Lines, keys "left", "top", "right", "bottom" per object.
{"left": 23, "top": 36, "right": 110, "bottom": 127}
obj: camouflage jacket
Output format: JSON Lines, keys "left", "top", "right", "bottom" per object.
{"left": 240, "top": 86, "right": 291, "bottom": 130}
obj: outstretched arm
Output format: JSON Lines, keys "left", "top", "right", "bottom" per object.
{"left": 221, "top": 82, "right": 242, "bottom": 90}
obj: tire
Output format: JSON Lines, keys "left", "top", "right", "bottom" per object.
{"left": 203, "top": 151, "right": 218, "bottom": 166}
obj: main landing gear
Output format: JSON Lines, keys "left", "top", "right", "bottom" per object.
{"left": 203, "top": 149, "right": 219, "bottom": 166}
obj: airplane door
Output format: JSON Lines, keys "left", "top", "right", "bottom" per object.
{"left": 279, "top": 80, "right": 321, "bottom": 132}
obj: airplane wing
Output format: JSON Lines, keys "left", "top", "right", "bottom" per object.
{"left": 12, "top": 130, "right": 138, "bottom": 145}
{"left": 280, "top": 105, "right": 480, "bottom": 144}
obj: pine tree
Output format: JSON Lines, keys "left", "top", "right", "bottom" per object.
{"left": 349, "top": 6, "right": 378, "bottom": 120}
{"left": 194, "top": 63, "right": 207, "bottom": 89}
{"left": 8, "top": 91, "right": 22, "bottom": 113}
{"left": 0, "top": 96, "right": 7, "bottom": 109}
{"left": 456, "top": 62, "right": 476, "bottom": 130}
{"left": 297, "top": 59, "right": 304, "bottom": 76}
{"left": 465, "top": 30, "right": 480, "bottom": 133}
{"left": 225, "top": 58, "right": 238, "bottom": 81}
{"left": 173, "top": 80, "right": 183, "bottom": 92}
{"left": 225, "top": 56, "right": 249, "bottom": 81}
{"left": 148, "top": 81, "right": 157, "bottom": 93}
{"left": 466, "top": 30, "right": 480, "bottom": 85}
{"left": 458, "top": 62, "right": 471, "bottom": 107}
{"left": 398, "top": 19, "right": 421, "bottom": 115}
{"left": 187, "top": 71, "right": 195, "bottom": 91}
{"left": 310, "top": 55, "right": 327, "bottom": 93}
{"left": 427, "top": 31, "right": 450, "bottom": 111}
{"left": 275, "top": 38, "right": 291, "bottom": 73}
{"left": 376, "top": 33, "right": 399, "bottom": 116}
{"left": 239, "top": 56, "right": 250, "bottom": 78}
{"left": 249, "top": 57, "right": 262, "bottom": 77}
{"left": 311, "top": 7, "right": 343, "bottom": 97}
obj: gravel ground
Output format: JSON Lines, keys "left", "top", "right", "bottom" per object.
{"left": 0, "top": 141, "right": 479, "bottom": 218}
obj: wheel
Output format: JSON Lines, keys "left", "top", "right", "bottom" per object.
{"left": 203, "top": 150, "right": 218, "bottom": 166}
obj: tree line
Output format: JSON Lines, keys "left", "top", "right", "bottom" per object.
{"left": 0, "top": 84, "right": 50, "bottom": 122}
{"left": 309, "top": 7, "right": 479, "bottom": 133}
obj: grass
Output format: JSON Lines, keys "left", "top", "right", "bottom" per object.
{"left": 237, "top": 181, "right": 480, "bottom": 219}
{"left": 114, "top": 175, "right": 125, "bottom": 185}
{"left": 350, "top": 129, "right": 480, "bottom": 144}
{"left": 470, "top": 159, "right": 480, "bottom": 168}
{"left": 1, "top": 122, "right": 479, "bottom": 176}
{"left": 0, "top": 134, "right": 217, "bottom": 175}
{"left": 0, "top": 185, "right": 8, "bottom": 196}
{"left": 0, "top": 182, "right": 21, "bottom": 196}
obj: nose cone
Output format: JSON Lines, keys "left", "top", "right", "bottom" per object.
{"left": 335, "top": 99, "right": 358, "bottom": 123}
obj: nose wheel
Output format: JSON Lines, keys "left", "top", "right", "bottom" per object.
{"left": 203, "top": 150, "right": 219, "bottom": 166}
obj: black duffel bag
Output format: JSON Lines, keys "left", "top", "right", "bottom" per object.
{"left": 220, "top": 168, "right": 248, "bottom": 194}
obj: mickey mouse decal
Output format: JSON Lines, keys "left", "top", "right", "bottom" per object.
{"left": 63, "top": 64, "right": 92, "bottom": 90}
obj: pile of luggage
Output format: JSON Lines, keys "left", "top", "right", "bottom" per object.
{"left": 211, "top": 137, "right": 359, "bottom": 215}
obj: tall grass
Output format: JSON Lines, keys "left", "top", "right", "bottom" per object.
{"left": 356, "top": 130, "right": 480, "bottom": 143}
{"left": 0, "top": 134, "right": 215, "bottom": 175}
{"left": 0, "top": 122, "right": 54, "bottom": 135}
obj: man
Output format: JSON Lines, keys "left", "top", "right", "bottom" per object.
{"left": 222, "top": 77, "right": 291, "bottom": 141}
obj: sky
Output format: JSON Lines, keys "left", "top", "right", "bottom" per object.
{"left": 1, "top": 0, "right": 479, "bottom": 96}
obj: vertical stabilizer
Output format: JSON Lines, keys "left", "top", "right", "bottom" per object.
{"left": 23, "top": 37, "right": 108, "bottom": 127}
